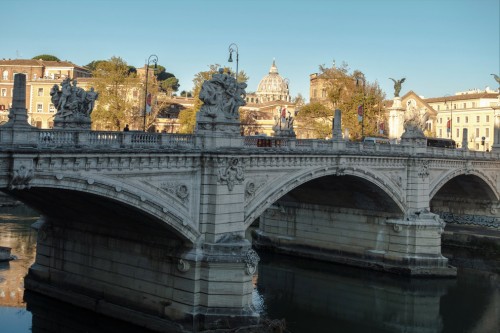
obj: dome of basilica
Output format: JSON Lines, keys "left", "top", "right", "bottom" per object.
{"left": 256, "top": 60, "right": 291, "bottom": 103}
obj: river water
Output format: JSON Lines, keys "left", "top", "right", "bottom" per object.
{"left": 0, "top": 205, "right": 499, "bottom": 333}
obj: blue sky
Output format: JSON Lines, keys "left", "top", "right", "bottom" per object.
{"left": 3, "top": 0, "right": 499, "bottom": 101}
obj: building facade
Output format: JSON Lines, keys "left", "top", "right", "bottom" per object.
{"left": 424, "top": 88, "right": 499, "bottom": 151}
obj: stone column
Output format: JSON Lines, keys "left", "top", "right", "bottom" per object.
{"left": 331, "top": 109, "right": 345, "bottom": 150}
{"left": 388, "top": 97, "right": 405, "bottom": 142}
{"left": 462, "top": 128, "right": 469, "bottom": 150}
{"left": 332, "top": 109, "right": 343, "bottom": 139}
{"left": 4, "top": 74, "right": 31, "bottom": 127}
{"left": 0, "top": 73, "right": 37, "bottom": 145}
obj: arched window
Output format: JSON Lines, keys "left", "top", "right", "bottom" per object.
{"left": 2, "top": 70, "right": 8, "bottom": 80}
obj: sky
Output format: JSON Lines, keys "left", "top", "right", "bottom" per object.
{"left": 3, "top": 0, "right": 499, "bottom": 102}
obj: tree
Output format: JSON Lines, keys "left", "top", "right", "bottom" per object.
{"left": 296, "top": 102, "right": 333, "bottom": 139}
{"left": 32, "top": 54, "right": 60, "bottom": 61}
{"left": 177, "top": 64, "right": 249, "bottom": 133}
{"left": 84, "top": 60, "right": 105, "bottom": 71}
{"left": 308, "top": 63, "right": 386, "bottom": 140}
{"left": 293, "top": 93, "right": 306, "bottom": 111}
{"left": 90, "top": 57, "right": 142, "bottom": 131}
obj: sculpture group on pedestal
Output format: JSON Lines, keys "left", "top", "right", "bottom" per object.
{"left": 199, "top": 69, "right": 247, "bottom": 120}
{"left": 273, "top": 105, "right": 295, "bottom": 137}
{"left": 50, "top": 78, "right": 98, "bottom": 129}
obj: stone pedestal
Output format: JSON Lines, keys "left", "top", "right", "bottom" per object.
{"left": 388, "top": 97, "right": 405, "bottom": 141}
{"left": 194, "top": 70, "right": 246, "bottom": 149}
{"left": 0, "top": 73, "right": 38, "bottom": 146}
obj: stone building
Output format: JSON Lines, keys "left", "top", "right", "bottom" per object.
{"left": 386, "top": 88, "right": 499, "bottom": 150}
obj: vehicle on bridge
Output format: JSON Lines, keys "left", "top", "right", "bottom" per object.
{"left": 426, "top": 137, "right": 456, "bottom": 149}
{"left": 363, "top": 136, "right": 391, "bottom": 144}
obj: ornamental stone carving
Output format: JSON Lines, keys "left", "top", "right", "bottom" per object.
{"left": 177, "top": 259, "right": 191, "bottom": 273}
{"left": 244, "top": 176, "right": 269, "bottom": 201}
{"left": 218, "top": 158, "right": 244, "bottom": 191}
{"left": 199, "top": 69, "right": 247, "bottom": 120}
{"left": 243, "top": 249, "right": 260, "bottom": 275}
{"left": 159, "top": 181, "right": 190, "bottom": 204}
{"left": 9, "top": 162, "right": 34, "bottom": 190}
{"left": 51, "top": 78, "right": 98, "bottom": 129}
{"left": 418, "top": 160, "right": 429, "bottom": 178}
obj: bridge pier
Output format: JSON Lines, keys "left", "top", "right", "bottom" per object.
{"left": 25, "top": 214, "right": 258, "bottom": 332}
{"left": 253, "top": 203, "right": 456, "bottom": 276}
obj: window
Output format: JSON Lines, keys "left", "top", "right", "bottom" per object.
{"left": 475, "top": 128, "right": 480, "bottom": 137}
{"left": 437, "top": 105, "right": 440, "bottom": 111}
{"left": 456, "top": 117, "right": 460, "bottom": 124}
{"left": 33, "top": 73, "right": 37, "bottom": 80}
{"left": 476, "top": 116, "right": 480, "bottom": 122}
{"left": 465, "top": 116, "right": 469, "bottom": 123}
{"left": 439, "top": 117, "right": 442, "bottom": 124}
{"left": 49, "top": 103, "right": 56, "bottom": 112}
{"left": 37, "top": 88, "right": 43, "bottom": 96}
{"left": 2, "top": 70, "right": 8, "bottom": 80}
{"left": 463, "top": 103, "right": 466, "bottom": 108}
{"left": 0, "top": 88, "right": 6, "bottom": 97}
{"left": 456, "top": 128, "right": 460, "bottom": 138}
{"left": 439, "top": 129, "right": 442, "bottom": 137}
{"left": 486, "top": 128, "right": 490, "bottom": 137}
{"left": 453, "top": 104, "right": 457, "bottom": 109}
{"left": 486, "top": 115, "right": 490, "bottom": 122}
{"left": 471, "top": 102, "right": 476, "bottom": 107}
{"left": 36, "top": 103, "right": 43, "bottom": 113}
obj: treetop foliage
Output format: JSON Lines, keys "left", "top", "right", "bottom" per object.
{"left": 299, "top": 62, "right": 386, "bottom": 140}
{"left": 32, "top": 54, "right": 60, "bottom": 61}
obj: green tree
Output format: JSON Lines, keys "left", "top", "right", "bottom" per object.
{"left": 311, "top": 63, "right": 386, "bottom": 140}
{"left": 32, "top": 54, "right": 60, "bottom": 61}
{"left": 296, "top": 102, "right": 333, "bottom": 139}
{"left": 85, "top": 60, "right": 107, "bottom": 71}
{"left": 90, "top": 57, "right": 142, "bottom": 131}
{"left": 177, "top": 64, "right": 249, "bottom": 133}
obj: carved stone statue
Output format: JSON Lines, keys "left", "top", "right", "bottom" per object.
{"left": 199, "top": 68, "right": 247, "bottom": 120}
{"left": 491, "top": 74, "right": 500, "bottom": 85}
{"left": 389, "top": 77, "right": 406, "bottom": 97}
{"left": 51, "top": 78, "right": 98, "bottom": 129}
{"left": 402, "top": 105, "right": 427, "bottom": 138}
{"left": 272, "top": 106, "right": 295, "bottom": 137}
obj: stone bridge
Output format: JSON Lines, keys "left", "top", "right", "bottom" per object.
{"left": 1, "top": 74, "right": 499, "bottom": 332}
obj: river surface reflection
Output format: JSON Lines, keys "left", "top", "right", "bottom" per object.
{"left": 0, "top": 205, "right": 499, "bottom": 333}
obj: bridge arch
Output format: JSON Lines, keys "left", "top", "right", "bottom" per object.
{"left": 430, "top": 168, "right": 500, "bottom": 203}
{"left": 2, "top": 173, "right": 200, "bottom": 243}
{"left": 244, "top": 165, "right": 406, "bottom": 228}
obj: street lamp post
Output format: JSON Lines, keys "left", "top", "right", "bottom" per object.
{"left": 355, "top": 75, "right": 366, "bottom": 138}
{"left": 228, "top": 43, "right": 239, "bottom": 81}
{"left": 143, "top": 54, "right": 158, "bottom": 132}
